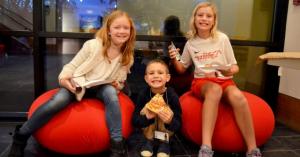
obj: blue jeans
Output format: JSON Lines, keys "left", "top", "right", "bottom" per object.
{"left": 20, "top": 85, "right": 123, "bottom": 141}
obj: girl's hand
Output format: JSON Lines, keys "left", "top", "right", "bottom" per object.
{"left": 219, "top": 64, "right": 238, "bottom": 76}
{"left": 111, "top": 81, "right": 119, "bottom": 88}
{"left": 157, "top": 107, "right": 174, "bottom": 124}
{"left": 204, "top": 72, "right": 217, "bottom": 78}
{"left": 110, "top": 81, "right": 121, "bottom": 93}
{"left": 219, "top": 68, "right": 233, "bottom": 76}
{"left": 168, "top": 47, "right": 180, "bottom": 60}
{"left": 60, "top": 78, "right": 76, "bottom": 93}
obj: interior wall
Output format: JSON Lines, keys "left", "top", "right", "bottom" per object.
{"left": 280, "top": 0, "right": 300, "bottom": 99}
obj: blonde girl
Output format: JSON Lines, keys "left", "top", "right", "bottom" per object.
{"left": 169, "top": 2, "right": 261, "bottom": 157}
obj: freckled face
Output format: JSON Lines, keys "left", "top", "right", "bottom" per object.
{"left": 109, "top": 15, "right": 131, "bottom": 47}
{"left": 194, "top": 6, "right": 215, "bottom": 34}
{"left": 145, "top": 63, "right": 170, "bottom": 90}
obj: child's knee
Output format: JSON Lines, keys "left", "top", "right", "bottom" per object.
{"left": 204, "top": 84, "right": 222, "bottom": 98}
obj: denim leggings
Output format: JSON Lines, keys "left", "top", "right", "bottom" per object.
{"left": 19, "top": 85, "right": 123, "bottom": 141}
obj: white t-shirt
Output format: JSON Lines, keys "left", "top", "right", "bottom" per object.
{"left": 180, "top": 31, "right": 237, "bottom": 79}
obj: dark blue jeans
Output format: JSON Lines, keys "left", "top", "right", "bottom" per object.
{"left": 19, "top": 85, "right": 123, "bottom": 141}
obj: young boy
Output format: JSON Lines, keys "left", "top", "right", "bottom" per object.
{"left": 132, "top": 59, "right": 182, "bottom": 157}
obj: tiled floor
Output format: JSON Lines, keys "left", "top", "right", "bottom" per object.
{"left": 0, "top": 122, "right": 299, "bottom": 157}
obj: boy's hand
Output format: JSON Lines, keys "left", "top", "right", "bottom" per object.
{"left": 158, "top": 106, "right": 174, "bottom": 124}
{"left": 140, "top": 106, "right": 156, "bottom": 119}
{"left": 145, "top": 109, "right": 156, "bottom": 119}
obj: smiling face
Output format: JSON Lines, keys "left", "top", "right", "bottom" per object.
{"left": 194, "top": 6, "right": 215, "bottom": 36}
{"left": 108, "top": 15, "right": 131, "bottom": 47}
{"left": 145, "top": 62, "right": 170, "bottom": 91}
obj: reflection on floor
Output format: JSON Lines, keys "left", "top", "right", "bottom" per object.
{"left": 0, "top": 122, "right": 299, "bottom": 157}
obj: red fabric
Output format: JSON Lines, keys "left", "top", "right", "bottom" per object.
{"left": 180, "top": 91, "right": 275, "bottom": 152}
{"left": 28, "top": 89, "right": 135, "bottom": 155}
{"left": 191, "top": 78, "right": 236, "bottom": 97}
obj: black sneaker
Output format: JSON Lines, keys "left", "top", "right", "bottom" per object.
{"left": 140, "top": 139, "right": 153, "bottom": 157}
{"left": 157, "top": 142, "right": 170, "bottom": 157}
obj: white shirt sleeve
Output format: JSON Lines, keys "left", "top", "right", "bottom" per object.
{"left": 180, "top": 42, "right": 193, "bottom": 68}
{"left": 223, "top": 35, "right": 237, "bottom": 64}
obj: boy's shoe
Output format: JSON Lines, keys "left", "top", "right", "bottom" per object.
{"left": 198, "top": 145, "right": 214, "bottom": 157}
{"left": 140, "top": 139, "right": 153, "bottom": 157}
{"left": 157, "top": 142, "right": 170, "bottom": 157}
{"left": 246, "top": 148, "right": 262, "bottom": 157}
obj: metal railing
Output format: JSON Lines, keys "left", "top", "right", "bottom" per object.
{"left": 0, "top": 4, "right": 32, "bottom": 31}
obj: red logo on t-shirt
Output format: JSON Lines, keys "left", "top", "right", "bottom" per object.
{"left": 194, "top": 50, "right": 221, "bottom": 61}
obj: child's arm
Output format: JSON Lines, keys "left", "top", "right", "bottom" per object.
{"left": 220, "top": 33, "right": 239, "bottom": 76}
{"left": 58, "top": 40, "right": 93, "bottom": 81}
{"left": 141, "top": 107, "right": 156, "bottom": 120}
{"left": 110, "top": 59, "right": 134, "bottom": 90}
{"left": 219, "top": 64, "right": 239, "bottom": 76}
{"left": 132, "top": 89, "right": 156, "bottom": 128}
{"left": 160, "top": 88, "right": 182, "bottom": 132}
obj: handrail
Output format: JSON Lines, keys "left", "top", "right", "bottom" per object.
{"left": 0, "top": 4, "right": 32, "bottom": 31}
{"left": 0, "top": 4, "right": 32, "bottom": 26}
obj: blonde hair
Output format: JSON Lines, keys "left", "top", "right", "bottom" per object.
{"left": 187, "top": 2, "right": 218, "bottom": 39}
{"left": 95, "top": 10, "right": 136, "bottom": 66}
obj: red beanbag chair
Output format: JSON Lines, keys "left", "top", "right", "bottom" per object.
{"left": 180, "top": 91, "right": 275, "bottom": 152}
{"left": 28, "top": 89, "right": 134, "bottom": 155}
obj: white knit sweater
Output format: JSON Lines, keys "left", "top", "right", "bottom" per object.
{"left": 58, "top": 38, "right": 133, "bottom": 100}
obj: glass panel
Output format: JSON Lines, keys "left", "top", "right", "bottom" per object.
{"left": 118, "top": 0, "right": 274, "bottom": 41}
{"left": 0, "top": 36, "right": 34, "bottom": 112}
{"left": 118, "top": 0, "right": 201, "bottom": 36}
{"left": 233, "top": 46, "right": 268, "bottom": 95}
{"left": 44, "top": 0, "right": 274, "bottom": 41}
{"left": 214, "top": 0, "right": 274, "bottom": 41}
{"left": 44, "top": 0, "right": 116, "bottom": 32}
{"left": 45, "top": 38, "right": 87, "bottom": 89}
{"left": 0, "top": 0, "right": 33, "bottom": 31}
